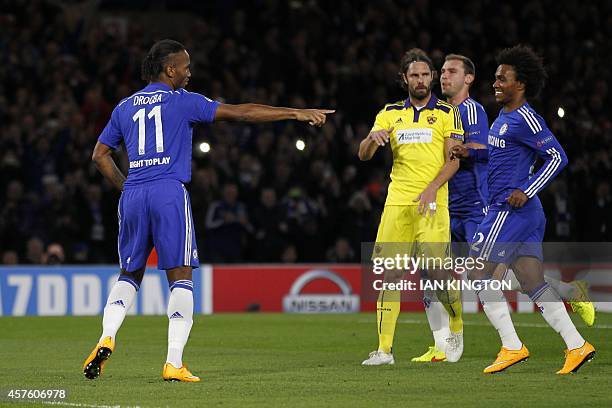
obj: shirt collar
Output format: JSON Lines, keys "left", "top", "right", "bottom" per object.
{"left": 146, "top": 82, "right": 174, "bottom": 92}
{"left": 403, "top": 93, "right": 439, "bottom": 110}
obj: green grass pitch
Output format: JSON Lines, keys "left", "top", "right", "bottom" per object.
{"left": 0, "top": 312, "right": 610, "bottom": 407}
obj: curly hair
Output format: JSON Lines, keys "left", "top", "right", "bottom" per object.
{"left": 496, "top": 45, "right": 547, "bottom": 99}
{"left": 141, "top": 39, "right": 186, "bottom": 82}
{"left": 398, "top": 48, "right": 436, "bottom": 91}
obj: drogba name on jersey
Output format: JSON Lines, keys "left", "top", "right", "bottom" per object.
{"left": 98, "top": 82, "right": 219, "bottom": 188}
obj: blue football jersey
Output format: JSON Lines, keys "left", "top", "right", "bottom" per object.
{"left": 449, "top": 97, "right": 489, "bottom": 217}
{"left": 487, "top": 103, "right": 568, "bottom": 210}
{"left": 98, "top": 82, "right": 219, "bottom": 187}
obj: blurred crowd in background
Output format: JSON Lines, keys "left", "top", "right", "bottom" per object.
{"left": 1, "top": 0, "right": 611, "bottom": 265}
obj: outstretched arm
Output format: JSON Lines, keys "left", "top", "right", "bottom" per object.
{"left": 92, "top": 141, "right": 126, "bottom": 192}
{"left": 215, "top": 104, "right": 334, "bottom": 127}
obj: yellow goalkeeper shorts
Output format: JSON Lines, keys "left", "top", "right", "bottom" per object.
{"left": 373, "top": 205, "right": 450, "bottom": 259}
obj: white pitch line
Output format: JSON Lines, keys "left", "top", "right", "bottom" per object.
{"left": 42, "top": 402, "right": 141, "bottom": 408}
{"left": 359, "top": 318, "right": 612, "bottom": 329}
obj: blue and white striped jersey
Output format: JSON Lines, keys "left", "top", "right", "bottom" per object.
{"left": 449, "top": 97, "right": 489, "bottom": 217}
{"left": 487, "top": 103, "right": 568, "bottom": 210}
{"left": 99, "top": 82, "right": 219, "bottom": 188}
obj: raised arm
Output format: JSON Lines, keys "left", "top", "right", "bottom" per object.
{"left": 215, "top": 103, "right": 334, "bottom": 127}
{"left": 358, "top": 128, "right": 393, "bottom": 161}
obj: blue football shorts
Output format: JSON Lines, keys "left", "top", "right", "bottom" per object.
{"left": 469, "top": 205, "right": 545, "bottom": 264}
{"left": 451, "top": 212, "right": 485, "bottom": 243}
{"left": 451, "top": 212, "right": 485, "bottom": 258}
{"left": 117, "top": 179, "right": 199, "bottom": 271}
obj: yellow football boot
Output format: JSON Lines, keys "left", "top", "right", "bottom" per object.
{"left": 569, "top": 281, "right": 595, "bottom": 327}
{"left": 83, "top": 336, "right": 115, "bottom": 379}
{"left": 163, "top": 363, "right": 201, "bottom": 382}
{"left": 411, "top": 346, "right": 446, "bottom": 362}
{"left": 556, "top": 341, "right": 595, "bottom": 374}
{"left": 483, "top": 345, "right": 530, "bottom": 374}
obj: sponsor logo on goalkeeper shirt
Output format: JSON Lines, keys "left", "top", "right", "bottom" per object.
{"left": 396, "top": 128, "right": 433, "bottom": 144}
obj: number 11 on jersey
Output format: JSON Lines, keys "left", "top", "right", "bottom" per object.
{"left": 133, "top": 105, "right": 164, "bottom": 155}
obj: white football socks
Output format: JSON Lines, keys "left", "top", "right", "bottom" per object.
{"left": 501, "top": 268, "right": 522, "bottom": 291}
{"left": 503, "top": 268, "right": 576, "bottom": 300}
{"left": 423, "top": 288, "right": 450, "bottom": 351}
{"left": 544, "top": 277, "right": 576, "bottom": 301}
{"left": 100, "top": 277, "right": 138, "bottom": 342}
{"left": 166, "top": 281, "right": 194, "bottom": 368}
{"left": 529, "top": 283, "right": 585, "bottom": 350}
{"left": 477, "top": 281, "right": 523, "bottom": 350}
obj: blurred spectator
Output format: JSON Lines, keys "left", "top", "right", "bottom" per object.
{"left": 251, "top": 187, "right": 287, "bottom": 261}
{"left": 281, "top": 244, "right": 298, "bottom": 263}
{"left": 25, "top": 237, "right": 45, "bottom": 265}
{"left": 541, "top": 180, "right": 573, "bottom": 241}
{"left": 44, "top": 243, "right": 66, "bottom": 265}
{"left": 281, "top": 187, "right": 324, "bottom": 261}
{"left": 205, "top": 183, "right": 253, "bottom": 262}
{"left": 585, "top": 181, "right": 612, "bottom": 241}
{"left": 2, "top": 250, "right": 19, "bottom": 265}
{"left": 0, "top": 1, "right": 610, "bottom": 264}
{"left": 326, "top": 238, "right": 356, "bottom": 262}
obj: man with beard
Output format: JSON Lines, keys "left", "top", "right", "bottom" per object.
{"left": 83, "top": 39, "right": 334, "bottom": 382}
{"left": 359, "top": 48, "right": 465, "bottom": 365}
{"left": 411, "top": 54, "right": 490, "bottom": 364}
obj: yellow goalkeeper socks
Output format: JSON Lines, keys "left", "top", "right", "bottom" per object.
{"left": 436, "top": 284, "right": 463, "bottom": 333}
{"left": 377, "top": 290, "right": 400, "bottom": 353}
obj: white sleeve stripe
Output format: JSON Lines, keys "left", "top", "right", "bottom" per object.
{"left": 469, "top": 101, "right": 476, "bottom": 125}
{"left": 517, "top": 109, "right": 538, "bottom": 133}
{"left": 523, "top": 108, "right": 542, "bottom": 131}
{"left": 526, "top": 110, "right": 542, "bottom": 131}
{"left": 462, "top": 101, "right": 470, "bottom": 125}
{"left": 518, "top": 107, "right": 538, "bottom": 132}
{"left": 524, "top": 148, "right": 560, "bottom": 196}
{"left": 465, "top": 100, "right": 472, "bottom": 125}
{"left": 524, "top": 148, "right": 561, "bottom": 196}
{"left": 525, "top": 155, "right": 559, "bottom": 197}
{"left": 464, "top": 100, "right": 476, "bottom": 126}
{"left": 518, "top": 107, "right": 542, "bottom": 133}
{"left": 470, "top": 100, "right": 476, "bottom": 125}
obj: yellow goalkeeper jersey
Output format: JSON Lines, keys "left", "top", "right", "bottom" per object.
{"left": 370, "top": 94, "right": 464, "bottom": 207}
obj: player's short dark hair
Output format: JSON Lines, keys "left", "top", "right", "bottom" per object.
{"left": 141, "top": 39, "right": 186, "bottom": 82}
{"left": 496, "top": 45, "right": 547, "bottom": 99}
{"left": 398, "top": 48, "right": 436, "bottom": 91}
{"left": 445, "top": 54, "right": 476, "bottom": 76}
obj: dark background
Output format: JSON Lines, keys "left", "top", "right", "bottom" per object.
{"left": 1, "top": 0, "right": 610, "bottom": 265}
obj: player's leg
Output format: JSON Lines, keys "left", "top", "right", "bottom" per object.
{"left": 151, "top": 182, "right": 200, "bottom": 381}
{"left": 163, "top": 266, "right": 199, "bottom": 381}
{"left": 84, "top": 188, "right": 152, "bottom": 379}
{"left": 411, "top": 216, "right": 467, "bottom": 362}
{"left": 101, "top": 268, "right": 145, "bottom": 342}
{"left": 362, "top": 206, "right": 409, "bottom": 365}
{"left": 469, "top": 209, "right": 527, "bottom": 373}
{"left": 499, "top": 266, "right": 595, "bottom": 326}
{"left": 416, "top": 207, "right": 464, "bottom": 361}
{"left": 511, "top": 254, "right": 595, "bottom": 374}
{"left": 411, "top": 283, "right": 448, "bottom": 362}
